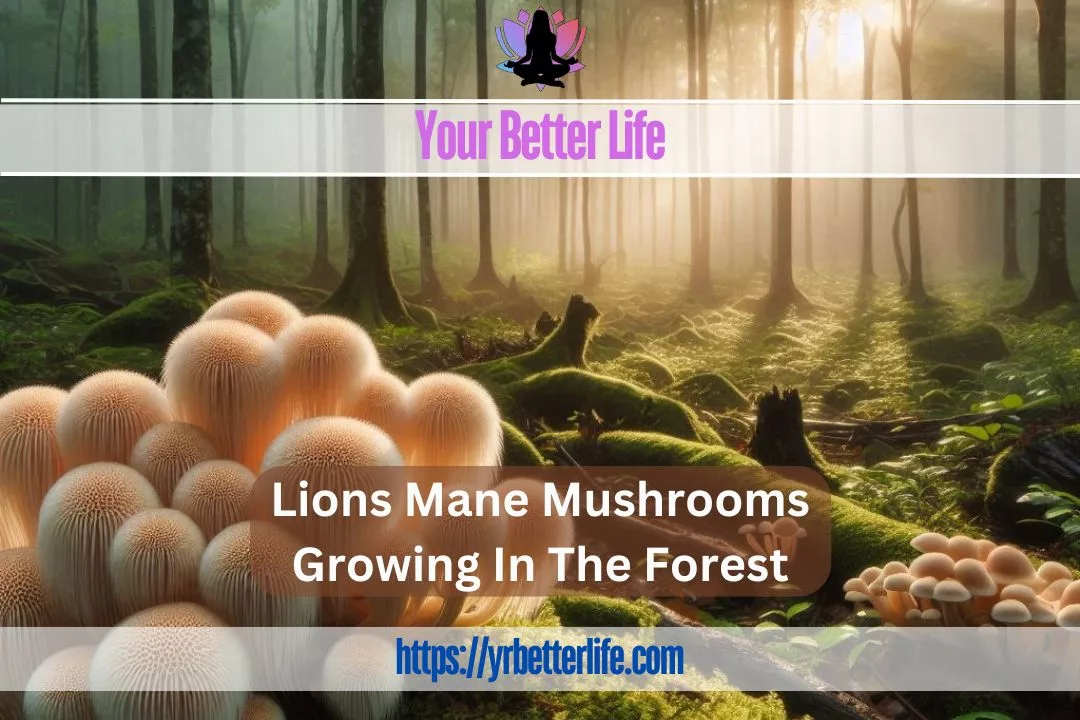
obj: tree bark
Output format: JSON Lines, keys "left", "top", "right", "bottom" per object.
{"left": 891, "top": 184, "right": 910, "bottom": 287}
{"left": 762, "top": 0, "right": 804, "bottom": 311}
{"left": 689, "top": 0, "right": 712, "bottom": 298}
{"left": 1013, "top": 0, "right": 1076, "bottom": 313}
{"left": 323, "top": 0, "right": 413, "bottom": 328}
{"left": 87, "top": 0, "right": 101, "bottom": 247}
{"left": 228, "top": 0, "right": 250, "bottom": 251}
{"left": 684, "top": 0, "right": 703, "bottom": 295}
{"left": 51, "top": 0, "right": 68, "bottom": 247}
{"left": 800, "top": 16, "right": 813, "bottom": 273}
{"left": 295, "top": 0, "right": 307, "bottom": 248}
{"left": 305, "top": 0, "right": 338, "bottom": 286}
{"left": 138, "top": 0, "right": 164, "bottom": 254}
{"left": 170, "top": 0, "right": 215, "bottom": 284}
{"left": 860, "top": 18, "right": 876, "bottom": 277}
{"left": 1001, "top": 0, "right": 1021, "bottom": 280}
{"left": 415, "top": 0, "right": 445, "bottom": 302}
{"left": 467, "top": 0, "right": 504, "bottom": 292}
{"left": 892, "top": 0, "right": 929, "bottom": 304}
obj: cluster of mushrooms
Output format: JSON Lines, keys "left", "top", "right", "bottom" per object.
{"left": 844, "top": 532, "right": 1080, "bottom": 629}
{"left": 0, "top": 290, "right": 573, "bottom": 720}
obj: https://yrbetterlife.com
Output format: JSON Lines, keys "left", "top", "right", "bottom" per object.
{"left": 395, "top": 636, "right": 686, "bottom": 683}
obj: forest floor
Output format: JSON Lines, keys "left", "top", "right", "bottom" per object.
{"left": 3, "top": 233, "right": 1080, "bottom": 719}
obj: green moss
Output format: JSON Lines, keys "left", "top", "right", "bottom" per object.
{"left": 926, "top": 363, "right": 979, "bottom": 387}
{"left": 74, "top": 346, "right": 162, "bottom": 379}
{"left": 907, "top": 690, "right": 1028, "bottom": 720}
{"left": 397, "top": 690, "right": 800, "bottom": 720}
{"left": 618, "top": 352, "right": 676, "bottom": 389}
{"left": 80, "top": 284, "right": 210, "bottom": 352}
{"left": 508, "top": 369, "right": 722, "bottom": 444}
{"left": 501, "top": 421, "right": 547, "bottom": 466}
{"left": 549, "top": 595, "right": 661, "bottom": 627}
{"left": 541, "top": 431, "right": 922, "bottom": 582}
{"left": 986, "top": 425, "right": 1080, "bottom": 529}
{"left": 663, "top": 326, "right": 711, "bottom": 345}
{"left": 405, "top": 302, "right": 440, "bottom": 329}
{"left": 670, "top": 372, "right": 750, "bottom": 412}
{"left": 910, "top": 322, "right": 1010, "bottom": 366}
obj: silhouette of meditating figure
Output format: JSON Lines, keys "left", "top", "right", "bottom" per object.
{"left": 505, "top": 10, "right": 578, "bottom": 88}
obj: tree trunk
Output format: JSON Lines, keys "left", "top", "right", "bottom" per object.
{"left": 558, "top": 177, "right": 568, "bottom": 273}
{"left": 748, "top": 388, "right": 822, "bottom": 473}
{"left": 341, "top": 0, "right": 353, "bottom": 245}
{"left": 689, "top": 0, "right": 712, "bottom": 298}
{"left": 1002, "top": 0, "right": 1022, "bottom": 280}
{"left": 87, "top": 0, "right": 101, "bottom": 247}
{"left": 1013, "top": 0, "right": 1076, "bottom": 314}
{"left": 860, "top": 19, "right": 876, "bottom": 277}
{"left": 138, "top": 0, "right": 163, "bottom": 254}
{"left": 684, "top": 0, "right": 702, "bottom": 295}
{"left": 762, "top": 0, "right": 803, "bottom": 311}
{"left": 323, "top": 0, "right": 413, "bottom": 328}
{"left": 51, "top": 0, "right": 68, "bottom": 247}
{"left": 800, "top": 19, "right": 813, "bottom": 272}
{"left": 415, "top": 0, "right": 445, "bottom": 302}
{"left": 893, "top": 2, "right": 928, "bottom": 304}
{"left": 295, "top": 0, "right": 307, "bottom": 247}
{"left": 574, "top": 0, "right": 594, "bottom": 289}
{"left": 467, "top": 0, "right": 503, "bottom": 292}
{"left": 891, "top": 184, "right": 910, "bottom": 287}
{"left": 227, "top": 0, "right": 249, "bottom": 251}
{"left": 170, "top": 0, "right": 215, "bottom": 284}
{"left": 305, "top": 0, "right": 337, "bottom": 287}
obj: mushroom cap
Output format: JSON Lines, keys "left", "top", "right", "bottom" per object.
{"left": 171, "top": 460, "right": 256, "bottom": 542}
{"left": 57, "top": 371, "right": 172, "bottom": 469}
{"left": 904, "top": 608, "right": 923, "bottom": 623}
{"left": 1059, "top": 579, "right": 1080, "bottom": 608}
{"left": 23, "top": 646, "right": 95, "bottom": 720}
{"left": 1041, "top": 578, "right": 1072, "bottom": 603}
{"left": 953, "top": 558, "right": 998, "bottom": 597}
{"left": 261, "top": 417, "right": 402, "bottom": 471}
{"left": 198, "top": 521, "right": 319, "bottom": 628}
{"left": 945, "top": 535, "right": 980, "bottom": 561}
{"left": 843, "top": 577, "right": 871, "bottom": 595}
{"left": 108, "top": 509, "right": 207, "bottom": 617}
{"left": 0, "top": 386, "right": 67, "bottom": 539}
{"left": 845, "top": 590, "right": 871, "bottom": 604}
{"left": 88, "top": 602, "right": 249, "bottom": 720}
{"left": 975, "top": 539, "right": 997, "bottom": 561}
{"left": 932, "top": 579, "right": 972, "bottom": 603}
{"left": 37, "top": 463, "right": 161, "bottom": 626}
{"left": 882, "top": 561, "right": 909, "bottom": 576}
{"left": 910, "top": 532, "right": 949, "bottom": 554}
{"left": 129, "top": 421, "right": 220, "bottom": 506}
{"left": 920, "top": 609, "right": 942, "bottom": 623}
{"left": 242, "top": 695, "right": 286, "bottom": 720}
{"left": 1036, "top": 561, "right": 1074, "bottom": 584}
{"left": 350, "top": 370, "right": 409, "bottom": 445}
{"left": 320, "top": 634, "right": 404, "bottom": 720}
{"left": 859, "top": 566, "right": 883, "bottom": 585}
{"left": 990, "top": 598, "right": 1032, "bottom": 625}
{"left": 985, "top": 545, "right": 1042, "bottom": 589}
{"left": 276, "top": 315, "right": 381, "bottom": 420}
{"left": 909, "top": 552, "right": 955, "bottom": 580}
{"left": 883, "top": 572, "right": 915, "bottom": 593}
{"left": 0, "top": 547, "right": 56, "bottom": 627}
{"left": 400, "top": 373, "right": 503, "bottom": 469}
{"left": 771, "top": 517, "right": 800, "bottom": 538}
{"left": 757, "top": 521, "right": 773, "bottom": 534}
{"left": 201, "top": 291, "right": 303, "bottom": 338}
{"left": 909, "top": 576, "right": 939, "bottom": 599}
{"left": 1027, "top": 598, "right": 1057, "bottom": 624}
{"left": 162, "top": 319, "right": 287, "bottom": 472}
{"left": 1057, "top": 604, "right": 1080, "bottom": 628}
{"left": 999, "top": 584, "right": 1037, "bottom": 604}
{"left": 738, "top": 524, "right": 756, "bottom": 534}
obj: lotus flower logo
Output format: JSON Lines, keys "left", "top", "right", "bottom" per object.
{"left": 496, "top": 7, "right": 586, "bottom": 91}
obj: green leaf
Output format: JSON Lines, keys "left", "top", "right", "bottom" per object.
{"left": 815, "top": 626, "right": 858, "bottom": 650}
{"left": 758, "top": 610, "right": 788, "bottom": 622}
{"left": 984, "top": 422, "right": 1002, "bottom": 437}
{"left": 1000, "top": 394, "right": 1025, "bottom": 409}
{"left": 1044, "top": 506, "right": 1077, "bottom": 520}
{"left": 785, "top": 601, "right": 814, "bottom": 619}
{"left": 788, "top": 635, "right": 819, "bottom": 649}
{"left": 951, "top": 713, "right": 1015, "bottom": 720}
{"left": 955, "top": 425, "right": 991, "bottom": 441}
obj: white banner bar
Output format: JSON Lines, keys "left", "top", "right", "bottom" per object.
{"left": 3, "top": 626, "right": 1080, "bottom": 691}
{"left": 0, "top": 100, "right": 1076, "bottom": 177}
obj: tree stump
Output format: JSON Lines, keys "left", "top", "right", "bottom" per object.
{"left": 748, "top": 386, "right": 823, "bottom": 472}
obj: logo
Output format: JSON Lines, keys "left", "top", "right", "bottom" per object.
{"left": 496, "top": 7, "right": 586, "bottom": 92}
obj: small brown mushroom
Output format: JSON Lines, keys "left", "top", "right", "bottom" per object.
{"left": 932, "top": 579, "right": 972, "bottom": 626}
{"left": 909, "top": 552, "right": 955, "bottom": 580}
{"left": 945, "top": 535, "right": 980, "bottom": 561}
{"left": 909, "top": 576, "right": 939, "bottom": 612}
{"left": 985, "top": 545, "right": 1044, "bottom": 591}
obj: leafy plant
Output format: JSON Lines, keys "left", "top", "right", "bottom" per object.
{"left": 1017, "top": 483, "right": 1080, "bottom": 548}
{"left": 951, "top": 713, "right": 1015, "bottom": 720}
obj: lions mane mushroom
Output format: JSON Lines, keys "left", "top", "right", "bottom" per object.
{"left": 23, "top": 646, "right": 95, "bottom": 720}
{"left": 129, "top": 421, "right": 219, "bottom": 506}
{"left": 171, "top": 460, "right": 256, "bottom": 542}
{"left": 201, "top": 291, "right": 303, "bottom": 338}
{"left": 0, "top": 386, "right": 67, "bottom": 544}
{"left": 109, "top": 508, "right": 206, "bottom": 616}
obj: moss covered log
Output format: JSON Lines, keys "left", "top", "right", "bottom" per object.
{"left": 507, "top": 369, "right": 722, "bottom": 444}
{"left": 501, "top": 421, "right": 547, "bottom": 466}
{"left": 80, "top": 284, "right": 210, "bottom": 352}
{"left": 540, "top": 431, "right": 922, "bottom": 582}
{"left": 986, "top": 424, "right": 1080, "bottom": 532}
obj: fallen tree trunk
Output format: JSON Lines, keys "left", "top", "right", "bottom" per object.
{"left": 647, "top": 600, "right": 890, "bottom": 720}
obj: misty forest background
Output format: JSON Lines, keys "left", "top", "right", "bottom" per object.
{"left": 5, "top": 1, "right": 1080, "bottom": 719}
